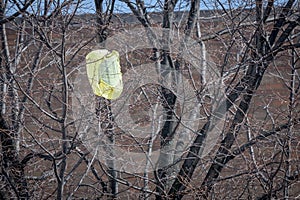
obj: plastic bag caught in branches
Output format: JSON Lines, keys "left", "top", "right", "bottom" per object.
{"left": 86, "top": 49, "right": 123, "bottom": 100}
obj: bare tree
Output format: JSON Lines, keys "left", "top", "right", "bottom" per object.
{"left": 1, "top": 0, "right": 101, "bottom": 199}
{"left": 112, "top": 0, "right": 300, "bottom": 199}
{"left": 0, "top": 0, "right": 299, "bottom": 199}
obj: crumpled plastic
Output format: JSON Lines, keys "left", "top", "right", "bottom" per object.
{"left": 86, "top": 49, "right": 123, "bottom": 100}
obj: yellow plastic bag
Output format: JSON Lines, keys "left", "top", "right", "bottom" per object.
{"left": 86, "top": 49, "right": 123, "bottom": 100}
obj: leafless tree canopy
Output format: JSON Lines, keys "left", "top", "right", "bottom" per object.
{"left": 0, "top": 0, "right": 299, "bottom": 199}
